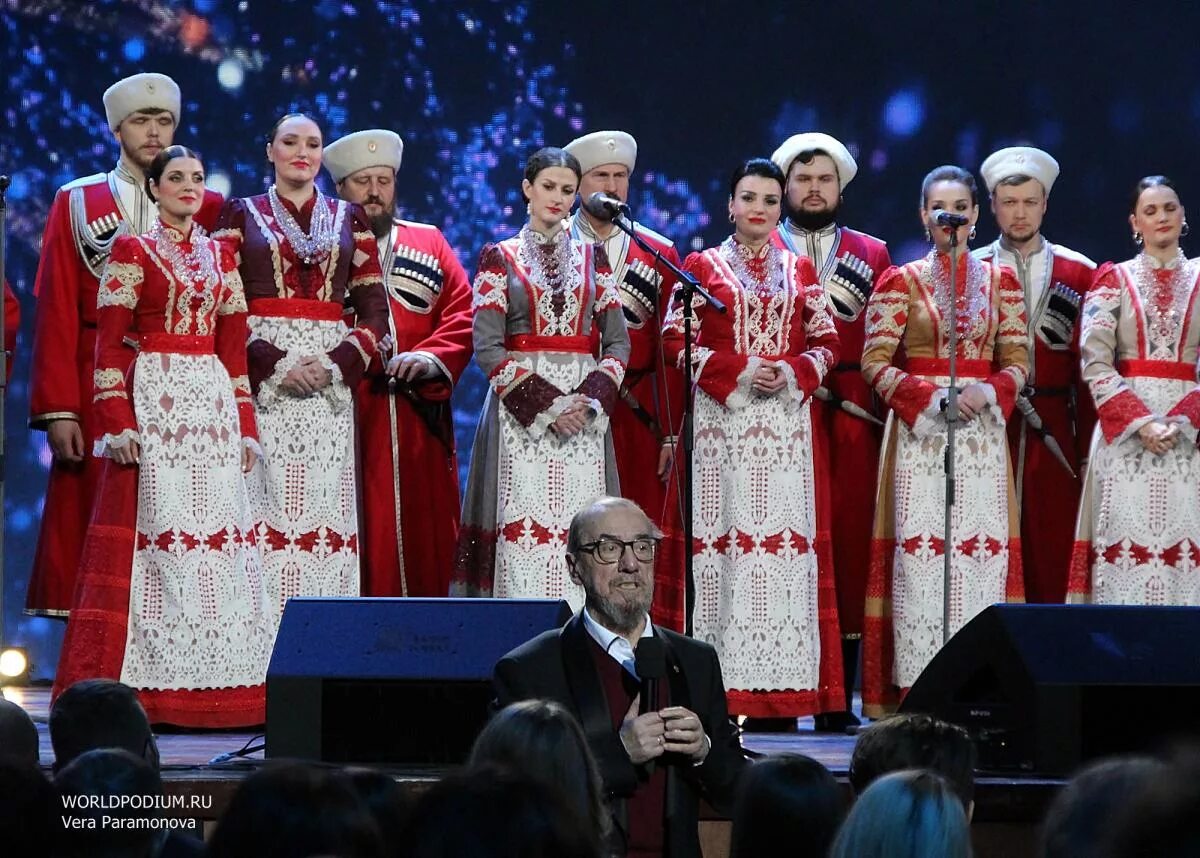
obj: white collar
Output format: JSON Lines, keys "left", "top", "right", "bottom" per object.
{"left": 581, "top": 607, "right": 654, "bottom": 678}
{"left": 998, "top": 234, "right": 1047, "bottom": 262}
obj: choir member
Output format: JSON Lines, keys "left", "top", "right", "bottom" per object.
{"left": 661, "top": 157, "right": 844, "bottom": 726}
{"left": 451, "top": 147, "right": 630, "bottom": 608}
{"left": 214, "top": 113, "right": 387, "bottom": 621}
{"left": 1068, "top": 176, "right": 1200, "bottom": 606}
{"left": 563, "top": 130, "right": 682, "bottom": 544}
{"left": 324, "top": 129, "right": 474, "bottom": 598}
{"left": 974, "top": 147, "right": 1097, "bottom": 604}
{"left": 861, "top": 165, "right": 1028, "bottom": 717}
{"left": 26, "top": 73, "right": 222, "bottom": 618}
{"left": 770, "top": 132, "right": 893, "bottom": 730}
{"left": 53, "top": 146, "right": 272, "bottom": 726}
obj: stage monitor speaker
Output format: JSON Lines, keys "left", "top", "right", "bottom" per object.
{"left": 265, "top": 597, "right": 572, "bottom": 765}
{"left": 899, "top": 604, "right": 1200, "bottom": 776}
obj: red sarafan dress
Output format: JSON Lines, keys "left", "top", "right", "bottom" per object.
{"left": 215, "top": 190, "right": 386, "bottom": 622}
{"left": 53, "top": 221, "right": 273, "bottom": 727}
{"left": 660, "top": 237, "right": 845, "bottom": 718}
{"left": 1068, "top": 253, "right": 1200, "bottom": 606}
{"left": 860, "top": 250, "right": 1028, "bottom": 717}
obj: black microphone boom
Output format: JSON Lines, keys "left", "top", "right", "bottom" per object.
{"left": 931, "top": 209, "right": 969, "bottom": 227}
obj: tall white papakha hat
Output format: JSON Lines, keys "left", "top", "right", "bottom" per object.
{"left": 771, "top": 132, "right": 858, "bottom": 190}
{"left": 323, "top": 129, "right": 405, "bottom": 183}
{"left": 103, "top": 73, "right": 181, "bottom": 130}
{"left": 980, "top": 146, "right": 1060, "bottom": 195}
{"left": 564, "top": 130, "right": 637, "bottom": 174}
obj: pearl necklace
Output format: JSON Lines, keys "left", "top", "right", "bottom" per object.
{"left": 1134, "top": 250, "right": 1194, "bottom": 359}
{"left": 150, "top": 219, "right": 217, "bottom": 293}
{"left": 268, "top": 185, "right": 339, "bottom": 264}
{"left": 924, "top": 249, "right": 989, "bottom": 345}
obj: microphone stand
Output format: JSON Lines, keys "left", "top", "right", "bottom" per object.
{"left": 942, "top": 227, "right": 959, "bottom": 647}
{"left": 609, "top": 211, "right": 725, "bottom": 635}
{"left": 0, "top": 175, "right": 9, "bottom": 645}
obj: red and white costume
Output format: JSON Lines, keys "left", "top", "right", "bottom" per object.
{"left": 451, "top": 225, "right": 630, "bottom": 608}
{"left": 357, "top": 219, "right": 473, "bottom": 597}
{"left": 1068, "top": 254, "right": 1200, "bottom": 606}
{"left": 974, "top": 238, "right": 1096, "bottom": 603}
{"left": 661, "top": 238, "right": 844, "bottom": 717}
{"left": 861, "top": 251, "right": 1028, "bottom": 716}
{"left": 27, "top": 166, "right": 221, "bottom": 616}
{"left": 53, "top": 223, "right": 271, "bottom": 726}
{"left": 771, "top": 221, "right": 891, "bottom": 644}
{"left": 215, "top": 192, "right": 386, "bottom": 620}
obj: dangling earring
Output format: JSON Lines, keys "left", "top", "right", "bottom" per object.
{"left": 526, "top": 201, "right": 532, "bottom": 216}
{"left": 728, "top": 212, "right": 735, "bottom": 224}
{"left": 1133, "top": 231, "right": 1144, "bottom": 247}
{"left": 924, "top": 227, "right": 931, "bottom": 243}
{"left": 1183, "top": 220, "right": 1191, "bottom": 237}
{"left": 969, "top": 224, "right": 977, "bottom": 241}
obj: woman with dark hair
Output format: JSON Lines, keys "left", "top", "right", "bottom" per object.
{"left": 660, "top": 157, "right": 844, "bottom": 726}
{"left": 1067, "top": 176, "right": 1200, "bottom": 606}
{"left": 452, "top": 147, "right": 630, "bottom": 606}
{"left": 828, "top": 769, "right": 971, "bottom": 858}
{"left": 1039, "top": 756, "right": 1166, "bottom": 858}
{"left": 206, "top": 761, "right": 384, "bottom": 858}
{"left": 469, "top": 700, "right": 609, "bottom": 850}
{"left": 215, "top": 113, "right": 387, "bottom": 623}
{"left": 729, "top": 754, "right": 843, "bottom": 858}
{"left": 861, "top": 165, "right": 1028, "bottom": 716}
{"left": 53, "top": 145, "right": 273, "bottom": 726}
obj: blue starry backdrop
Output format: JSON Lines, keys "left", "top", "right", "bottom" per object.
{"left": 5, "top": 0, "right": 1200, "bottom": 677}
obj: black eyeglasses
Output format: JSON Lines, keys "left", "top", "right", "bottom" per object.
{"left": 575, "top": 537, "right": 659, "bottom": 564}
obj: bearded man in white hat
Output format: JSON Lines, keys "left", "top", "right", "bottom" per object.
{"left": 25, "top": 72, "right": 224, "bottom": 620}
{"left": 767, "top": 132, "right": 891, "bottom": 731}
{"left": 563, "top": 131, "right": 682, "bottom": 588}
{"left": 323, "top": 128, "right": 474, "bottom": 599}
{"left": 973, "top": 146, "right": 1096, "bottom": 605}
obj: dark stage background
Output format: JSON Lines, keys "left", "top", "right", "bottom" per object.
{"left": 4, "top": 0, "right": 1200, "bottom": 678}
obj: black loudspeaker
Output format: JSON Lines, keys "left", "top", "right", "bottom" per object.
{"left": 265, "top": 597, "right": 572, "bottom": 765}
{"left": 899, "top": 604, "right": 1200, "bottom": 776}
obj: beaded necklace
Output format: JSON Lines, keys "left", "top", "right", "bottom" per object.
{"left": 721, "top": 236, "right": 781, "bottom": 293}
{"left": 268, "top": 185, "right": 339, "bottom": 264}
{"left": 1134, "top": 249, "right": 1195, "bottom": 360}
{"left": 923, "top": 249, "right": 989, "bottom": 344}
{"left": 150, "top": 219, "right": 217, "bottom": 292}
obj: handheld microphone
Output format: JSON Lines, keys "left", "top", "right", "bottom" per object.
{"left": 930, "top": 209, "right": 969, "bottom": 228}
{"left": 634, "top": 637, "right": 667, "bottom": 715}
{"left": 585, "top": 192, "right": 631, "bottom": 220}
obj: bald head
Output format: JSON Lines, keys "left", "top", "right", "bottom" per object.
{"left": 566, "top": 496, "right": 659, "bottom": 555}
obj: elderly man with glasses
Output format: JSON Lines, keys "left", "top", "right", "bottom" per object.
{"left": 493, "top": 495, "right": 747, "bottom": 858}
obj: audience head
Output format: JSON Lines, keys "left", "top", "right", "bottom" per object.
{"left": 345, "top": 768, "right": 414, "bottom": 856}
{"left": 469, "top": 699, "right": 608, "bottom": 845}
{"left": 206, "top": 761, "right": 383, "bottom": 858}
{"left": 0, "top": 760, "right": 56, "bottom": 856}
{"left": 829, "top": 769, "right": 972, "bottom": 858}
{"left": 55, "top": 748, "right": 165, "bottom": 858}
{"left": 850, "top": 712, "right": 977, "bottom": 811}
{"left": 0, "top": 697, "right": 39, "bottom": 765}
{"left": 399, "top": 766, "right": 601, "bottom": 858}
{"left": 730, "top": 754, "right": 844, "bottom": 858}
{"left": 50, "top": 678, "right": 158, "bottom": 773}
{"left": 1104, "top": 751, "right": 1200, "bottom": 858}
{"left": 1039, "top": 755, "right": 1167, "bottom": 858}
{"left": 566, "top": 496, "right": 662, "bottom": 635}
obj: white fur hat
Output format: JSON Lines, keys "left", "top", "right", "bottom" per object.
{"left": 980, "top": 146, "right": 1060, "bottom": 195}
{"left": 102, "top": 73, "right": 181, "bottom": 130}
{"left": 323, "top": 129, "right": 405, "bottom": 183}
{"left": 564, "top": 130, "right": 637, "bottom": 174}
{"left": 771, "top": 132, "right": 858, "bottom": 190}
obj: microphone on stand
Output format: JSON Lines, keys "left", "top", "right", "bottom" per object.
{"left": 930, "top": 209, "right": 969, "bottom": 227}
{"left": 634, "top": 637, "right": 667, "bottom": 715}
{"left": 584, "top": 192, "right": 631, "bottom": 221}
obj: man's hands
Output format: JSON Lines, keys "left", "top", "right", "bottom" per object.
{"left": 47, "top": 419, "right": 85, "bottom": 462}
{"left": 387, "top": 351, "right": 438, "bottom": 382}
{"left": 550, "top": 395, "right": 595, "bottom": 437}
{"left": 280, "top": 356, "right": 334, "bottom": 397}
{"left": 619, "top": 697, "right": 710, "bottom": 766}
{"left": 657, "top": 439, "right": 674, "bottom": 481}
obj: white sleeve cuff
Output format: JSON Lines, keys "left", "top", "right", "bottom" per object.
{"left": 94, "top": 428, "right": 141, "bottom": 459}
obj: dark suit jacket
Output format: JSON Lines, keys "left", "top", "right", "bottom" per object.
{"left": 493, "top": 612, "right": 748, "bottom": 858}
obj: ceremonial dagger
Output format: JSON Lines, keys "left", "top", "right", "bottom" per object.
{"left": 1016, "top": 392, "right": 1076, "bottom": 479}
{"left": 814, "top": 386, "right": 885, "bottom": 427}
